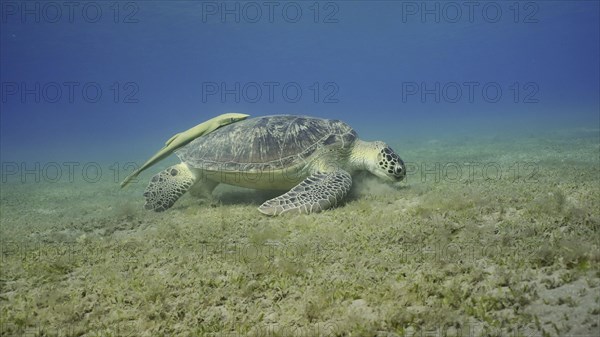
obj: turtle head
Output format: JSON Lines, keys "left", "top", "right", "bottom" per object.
{"left": 352, "top": 140, "right": 406, "bottom": 182}
{"left": 373, "top": 142, "right": 406, "bottom": 181}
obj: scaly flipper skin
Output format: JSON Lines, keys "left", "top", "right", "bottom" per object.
{"left": 258, "top": 170, "right": 352, "bottom": 215}
{"left": 143, "top": 163, "right": 195, "bottom": 212}
{"left": 120, "top": 113, "right": 249, "bottom": 188}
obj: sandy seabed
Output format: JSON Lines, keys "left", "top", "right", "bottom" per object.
{"left": 1, "top": 129, "right": 599, "bottom": 337}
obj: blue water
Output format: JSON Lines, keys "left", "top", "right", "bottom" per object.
{"left": 1, "top": 1, "right": 598, "bottom": 165}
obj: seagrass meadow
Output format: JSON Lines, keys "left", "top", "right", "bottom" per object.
{"left": 1, "top": 129, "right": 598, "bottom": 337}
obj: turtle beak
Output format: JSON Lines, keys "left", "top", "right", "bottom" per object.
{"left": 393, "top": 159, "right": 406, "bottom": 181}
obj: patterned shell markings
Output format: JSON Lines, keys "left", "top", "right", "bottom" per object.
{"left": 176, "top": 115, "right": 357, "bottom": 171}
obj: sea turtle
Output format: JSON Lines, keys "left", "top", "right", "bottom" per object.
{"left": 143, "top": 115, "right": 406, "bottom": 215}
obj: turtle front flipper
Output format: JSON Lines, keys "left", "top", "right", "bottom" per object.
{"left": 143, "top": 163, "right": 196, "bottom": 212}
{"left": 258, "top": 170, "right": 352, "bottom": 215}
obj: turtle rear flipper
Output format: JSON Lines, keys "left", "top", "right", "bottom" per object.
{"left": 143, "top": 163, "right": 196, "bottom": 212}
{"left": 258, "top": 170, "right": 352, "bottom": 215}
